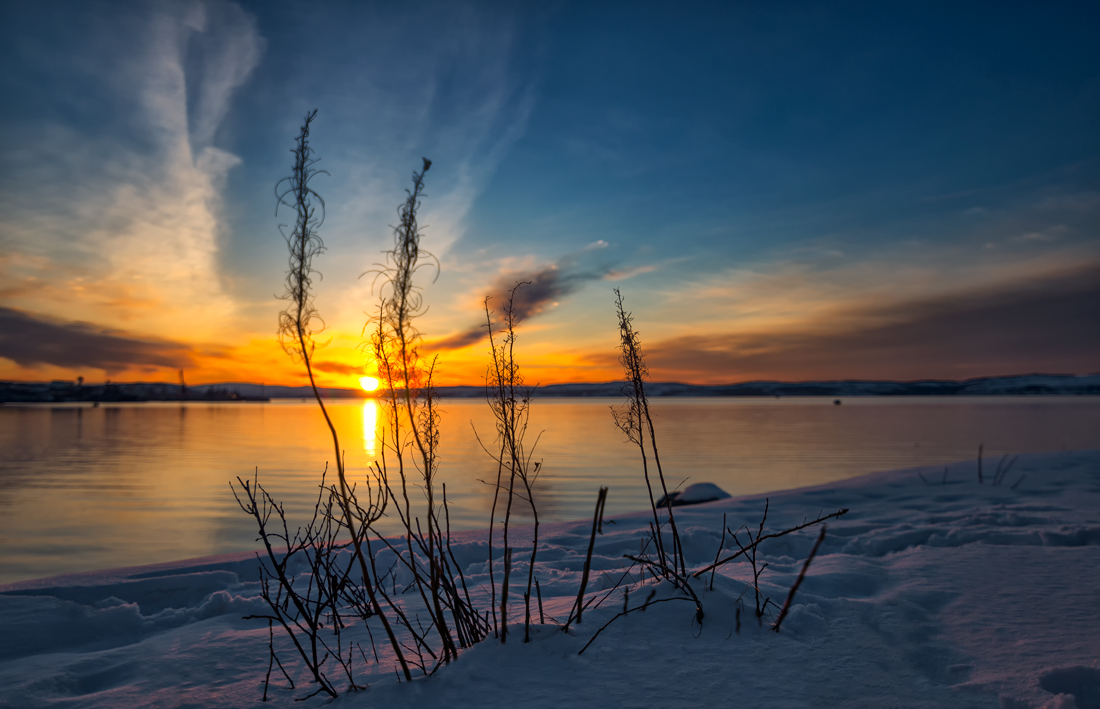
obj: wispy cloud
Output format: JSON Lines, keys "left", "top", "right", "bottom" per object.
{"left": 1, "top": 1, "right": 548, "bottom": 383}
{"left": 1010, "top": 225, "right": 1067, "bottom": 243}
{"left": 300, "top": 6, "right": 542, "bottom": 331}
{"left": 604, "top": 264, "right": 658, "bottom": 280}
{"left": 0, "top": 1, "right": 262, "bottom": 343}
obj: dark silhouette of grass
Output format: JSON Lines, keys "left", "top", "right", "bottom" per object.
{"left": 612, "top": 288, "right": 685, "bottom": 576}
{"left": 480, "top": 283, "right": 544, "bottom": 643}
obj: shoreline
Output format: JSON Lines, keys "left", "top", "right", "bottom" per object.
{"left": 4, "top": 372, "right": 1100, "bottom": 403}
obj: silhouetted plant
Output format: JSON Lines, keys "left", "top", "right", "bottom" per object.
{"left": 236, "top": 111, "right": 410, "bottom": 698}
{"left": 366, "top": 158, "right": 491, "bottom": 665}
{"left": 565, "top": 486, "right": 608, "bottom": 631}
{"left": 234, "top": 468, "right": 380, "bottom": 699}
{"left": 772, "top": 525, "right": 827, "bottom": 633}
{"left": 480, "top": 283, "right": 543, "bottom": 642}
{"left": 577, "top": 498, "right": 848, "bottom": 654}
{"left": 612, "top": 288, "right": 685, "bottom": 577}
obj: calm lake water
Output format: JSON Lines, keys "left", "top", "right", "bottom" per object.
{"left": 2, "top": 396, "right": 1099, "bottom": 585}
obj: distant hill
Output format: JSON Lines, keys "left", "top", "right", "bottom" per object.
{"left": 431, "top": 373, "right": 1100, "bottom": 398}
{"left": 3, "top": 373, "right": 1099, "bottom": 403}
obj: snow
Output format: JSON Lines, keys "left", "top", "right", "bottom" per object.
{"left": 1, "top": 450, "right": 1098, "bottom": 708}
{"left": 657, "top": 481, "right": 733, "bottom": 506}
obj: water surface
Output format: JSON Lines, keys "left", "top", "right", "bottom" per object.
{"left": 2, "top": 396, "right": 1098, "bottom": 584}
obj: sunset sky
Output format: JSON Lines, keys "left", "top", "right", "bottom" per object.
{"left": 1, "top": 1, "right": 1098, "bottom": 388}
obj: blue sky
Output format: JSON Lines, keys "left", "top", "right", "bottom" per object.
{"left": 1, "top": 1, "right": 1097, "bottom": 386}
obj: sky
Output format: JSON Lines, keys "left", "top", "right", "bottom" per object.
{"left": 0, "top": 0, "right": 1097, "bottom": 388}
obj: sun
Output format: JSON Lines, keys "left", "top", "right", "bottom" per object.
{"left": 358, "top": 376, "right": 380, "bottom": 392}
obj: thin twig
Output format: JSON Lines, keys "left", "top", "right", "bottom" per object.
{"left": 577, "top": 596, "right": 695, "bottom": 655}
{"left": 567, "top": 487, "right": 609, "bottom": 629}
{"left": 691, "top": 507, "right": 848, "bottom": 578}
{"left": 772, "top": 525, "right": 827, "bottom": 632}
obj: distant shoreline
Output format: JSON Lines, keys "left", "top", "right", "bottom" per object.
{"left": 3, "top": 372, "right": 1098, "bottom": 403}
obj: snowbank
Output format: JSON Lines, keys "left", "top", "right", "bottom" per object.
{"left": 1, "top": 451, "right": 1098, "bottom": 708}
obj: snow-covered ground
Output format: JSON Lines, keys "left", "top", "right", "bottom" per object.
{"left": 2, "top": 450, "right": 1098, "bottom": 708}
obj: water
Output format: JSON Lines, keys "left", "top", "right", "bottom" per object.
{"left": 1, "top": 396, "right": 1098, "bottom": 585}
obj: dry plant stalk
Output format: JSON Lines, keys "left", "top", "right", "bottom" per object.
{"left": 500, "top": 546, "right": 514, "bottom": 638}
{"left": 692, "top": 505, "right": 848, "bottom": 578}
{"left": 733, "top": 498, "right": 772, "bottom": 622}
{"left": 239, "top": 117, "right": 532, "bottom": 697}
{"left": 772, "top": 524, "right": 827, "bottom": 632}
{"left": 268, "top": 110, "right": 410, "bottom": 686}
{"left": 566, "top": 486, "right": 608, "bottom": 630}
{"left": 481, "top": 283, "right": 543, "bottom": 643}
{"left": 368, "top": 158, "right": 491, "bottom": 665}
{"left": 234, "top": 468, "right": 382, "bottom": 698}
{"left": 577, "top": 596, "right": 694, "bottom": 656}
{"left": 992, "top": 453, "right": 1018, "bottom": 486}
{"left": 237, "top": 117, "right": 491, "bottom": 697}
{"left": 612, "top": 288, "right": 685, "bottom": 576}
{"left": 583, "top": 503, "right": 845, "bottom": 654}
{"left": 709, "top": 513, "right": 727, "bottom": 591}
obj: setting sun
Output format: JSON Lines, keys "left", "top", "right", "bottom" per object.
{"left": 358, "top": 376, "right": 380, "bottom": 392}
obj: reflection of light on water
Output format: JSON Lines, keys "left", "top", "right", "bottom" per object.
{"left": 361, "top": 400, "right": 378, "bottom": 455}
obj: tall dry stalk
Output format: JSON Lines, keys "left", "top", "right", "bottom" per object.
{"left": 482, "top": 283, "right": 543, "bottom": 643}
{"left": 274, "top": 110, "right": 411, "bottom": 681}
{"left": 369, "top": 159, "right": 478, "bottom": 664}
{"left": 566, "top": 486, "right": 608, "bottom": 630}
{"left": 611, "top": 288, "right": 685, "bottom": 576}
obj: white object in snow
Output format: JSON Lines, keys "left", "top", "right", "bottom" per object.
{"left": 656, "top": 482, "right": 731, "bottom": 507}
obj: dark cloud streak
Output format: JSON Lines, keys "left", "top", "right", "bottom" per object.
{"left": 0, "top": 307, "right": 196, "bottom": 372}
{"left": 430, "top": 255, "right": 611, "bottom": 350}
{"left": 312, "top": 361, "right": 361, "bottom": 375}
{"left": 632, "top": 263, "right": 1100, "bottom": 381}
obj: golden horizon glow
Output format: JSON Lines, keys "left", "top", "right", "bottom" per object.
{"left": 358, "top": 376, "right": 380, "bottom": 392}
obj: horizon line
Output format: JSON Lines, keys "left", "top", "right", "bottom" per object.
{"left": 4, "top": 371, "right": 1099, "bottom": 390}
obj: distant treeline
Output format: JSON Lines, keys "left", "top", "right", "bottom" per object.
{"left": 432, "top": 373, "right": 1100, "bottom": 398}
{"left": 3, "top": 373, "right": 1098, "bottom": 404}
{"left": 0, "top": 381, "right": 270, "bottom": 403}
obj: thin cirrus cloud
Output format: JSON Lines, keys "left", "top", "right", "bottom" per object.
{"left": 0, "top": 307, "right": 198, "bottom": 373}
{"left": 626, "top": 262, "right": 1100, "bottom": 383}
{"left": 0, "top": 0, "right": 262, "bottom": 343}
{"left": 1, "top": 0, "right": 545, "bottom": 386}
{"left": 217, "top": 3, "right": 541, "bottom": 342}
{"left": 273, "top": 5, "right": 538, "bottom": 238}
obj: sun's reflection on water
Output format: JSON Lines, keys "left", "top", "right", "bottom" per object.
{"left": 361, "top": 400, "right": 378, "bottom": 455}
{"left": 3, "top": 397, "right": 1100, "bottom": 585}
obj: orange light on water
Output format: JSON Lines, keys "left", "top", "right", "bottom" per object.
{"left": 358, "top": 376, "right": 380, "bottom": 392}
